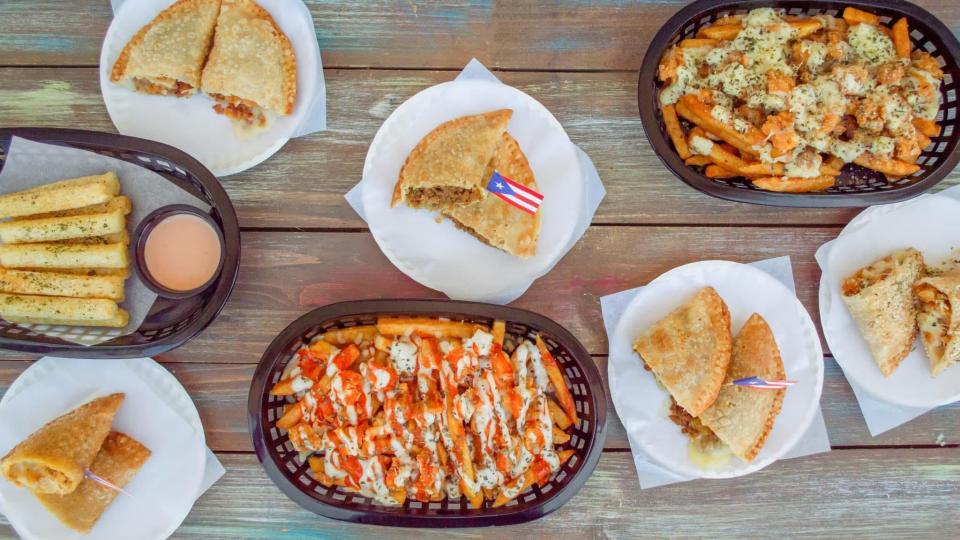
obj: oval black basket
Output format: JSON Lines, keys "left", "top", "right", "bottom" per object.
{"left": 0, "top": 128, "right": 240, "bottom": 357}
{"left": 248, "top": 300, "right": 608, "bottom": 528}
{"left": 638, "top": 0, "right": 960, "bottom": 207}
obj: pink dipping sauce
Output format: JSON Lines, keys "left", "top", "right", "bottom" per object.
{"left": 143, "top": 213, "right": 221, "bottom": 291}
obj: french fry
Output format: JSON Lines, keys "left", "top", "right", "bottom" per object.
{"left": 677, "top": 95, "right": 764, "bottom": 156}
{"left": 11, "top": 196, "right": 132, "bottom": 221}
{"left": 376, "top": 317, "right": 486, "bottom": 339}
{"left": 309, "top": 339, "right": 339, "bottom": 360}
{"left": 492, "top": 450, "right": 575, "bottom": 507}
{"left": 739, "top": 162, "right": 840, "bottom": 177}
{"left": 4, "top": 310, "right": 129, "bottom": 328}
{"left": 552, "top": 426, "right": 571, "bottom": 445}
{"left": 270, "top": 378, "right": 298, "bottom": 396}
{"left": 320, "top": 325, "right": 377, "bottom": 345}
{"left": 713, "top": 15, "right": 742, "bottom": 25}
{"left": 679, "top": 38, "right": 720, "bottom": 49}
{"left": 752, "top": 175, "right": 837, "bottom": 193}
{"left": 0, "top": 210, "right": 126, "bottom": 244}
{"left": 684, "top": 155, "right": 713, "bottom": 167}
{"left": 0, "top": 268, "right": 124, "bottom": 301}
{"left": 0, "top": 172, "right": 120, "bottom": 219}
{"left": 547, "top": 398, "right": 572, "bottom": 430}
{"left": 0, "top": 242, "right": 128, "bottom": 270}
{"left": 892, "top": 18, "right": 911, "bottom": 58}
{"left": 492, "top": 319, "right": 506, "bottom": 346}
{"left": 307, "top": 456, "right": 325, "bottom": 474}
{"left": 704, "top": 164, "right": 739, "bottom": 179}
{"left": 698, "top": 23, "right": 741, "bottom": 40}
{"left": 535, "top": 335, "right": 578, "bottom": 425}
{"left": 913, "top": 117, "right": 941, "bottom": 138}
{"left": 0, "top": 292, "right": 119, "bottom": 323}
{"left": 854, "top": 154, "right": 921, "bottom": 177}
{"left": 843, "top": 7, "right": 880, "bottom": 26}
{"left": 276, "top": 403, "right": 303, "bottom": 429}
{"left": 662, "top": 104, "right": 691, "bottom": 159}
{"left": 789, "top": 20, "right": 822, "bottom": 38}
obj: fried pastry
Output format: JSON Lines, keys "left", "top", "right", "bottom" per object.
{"left": 391, "top": 109, "right": 513, "bottom": 210}
{"left": 110, "top": 0, "right": 221, "bottom": 97}
{"left": 699, "top": 314, "right": 786, "bottom": 462}
{"left": 633, "top": 286, "right": 732, "bottom": 416}
{"left": 200, "top": 0, "right": 297, "bottom": 126}
{"left": 1, "top": 394, "right": 124, "bottom": 495}
{"left": 34, "top": 432, "right": 150, "bottom": 533}
{"left": 915, "top": 271, "right": 960, "bottom": 377}
{"left": 841, "top": 248, "right": 924, "bottom": 377}
{"left": 442, "top": 132, "right": 540, "bottom": 258}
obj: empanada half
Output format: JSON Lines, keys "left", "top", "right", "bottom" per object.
{"left": 110, "top": 0, "right": 221, "bottom": 97}
{"left": 699, "top": 313, "right": 786, "bottom": 463}
{"left": 1, "top": 393, "right": 124, "bottom": 495}
{"left": 915, "top": 270, "right": 960, "bottom": 377}
{"left": 841, "top": 248, "right": 924, "bottom": 377}
{"left": 391, "top": 109, "right": 513, "bottom": 210}
{"left": 442, "top": 132, "right": 540, "bottom": 258}
{"left": 633, "top": 286, "right": 732, "bottom": 417}
{"left": 200, "top": 0, "right": 297, "bottom": 125}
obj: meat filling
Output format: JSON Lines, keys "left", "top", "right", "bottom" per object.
{"left": 209, "top": 93, "right": 267, "bottom": 127}
{"left": 133, "top": 77, "right": 193, "bottom": 97}
{"left": 405, "top": 186, "right": 480, "bottom": 208}
{"left": 641, "top": 358, "right": 722, "bottom": 450}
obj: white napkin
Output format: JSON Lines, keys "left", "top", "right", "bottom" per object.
{"left": 0, "top": 357, "right": 223, "bottom": 539}
{"left": 109, "top": 0, "right": 327, "bottom": 136}
{"left": 345, "top": 58, "right": 605, "bottom": 304}
{"left": 600, "top": 256, "right": 832, "bottom": 488}
{"left": 815, "top": 184, "right": 960, "bottom": 436}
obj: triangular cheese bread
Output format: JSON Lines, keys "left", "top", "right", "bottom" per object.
{"left": 699, "top": 313, "right": 786, "bottom": 463}
{"left": 110, "top": 0, "right": 221, "bottom": 97}
{"left": 35, "top": 432, "right": 151, "bottom": 533}
{"left": 200, "top": 0, "right": 297, "bottom": 125}
{"left": 633, "top": 286, "right": 732, "bottom": 417}
{"left": 841, "top": 248, "right": 924, "bottom": 377}
{"left": 391, "top": 110, "right": 513, "bottom": 210}
{"left": 915, "top": 270, "right": 960, "bottom": 377}
{"left": 1, "top": 393, "right": 124, "bottom": 495}
{"left": 442, "top": 132, "right": 540, "bottom": 258}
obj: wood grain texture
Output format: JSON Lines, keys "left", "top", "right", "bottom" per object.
{"left": 3, "top": 450, "right": 956, "bottom": 538}
{"left": 5, "top": 357, "right": 955, "bottom": 452}
{"left": 1, "top": 0, "right": 958, "bottom": 70}
{"left": 2, "top": 68, "right": 957, "bottom": 227}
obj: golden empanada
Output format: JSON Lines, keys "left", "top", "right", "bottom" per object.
{"left": 392, "top": 110, "right": 513, "bottom": 210}
{"left": 200, "top": 0, "right": 297, "bottom": 126}
{"left": 110, "top": 0, "right": 221, "bottom": 97}
{"left": 916, "top": 270, "right": 960, "bottom": 377}
{"left": 699, "top": 313, "right": 786, "bottom": 463}
{"left": 633, "top": 287, "right": 732, "bottom": 417}
{"left": 442, "top": 132, "right": 540, "bottom": 258}
{"left": 1, "top": 394, "right": 124, "bottom": 495}
{"left": 842, "top": 248, "right": 924, "bottom": 377}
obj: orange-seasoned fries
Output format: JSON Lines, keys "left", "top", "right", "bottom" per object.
{"left": 271, "top": 319, "right": 578, "bottom": 507}
{"left": 657, "top": 7, "right": 943, "bottom": 193}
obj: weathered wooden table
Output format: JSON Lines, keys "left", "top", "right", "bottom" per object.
{"left": 1, "top": 1, "right": 959, "bottom": 538}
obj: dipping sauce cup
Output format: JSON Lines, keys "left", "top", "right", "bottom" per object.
{"left": 134, "top": 205, "right": 225, "bottom": 299}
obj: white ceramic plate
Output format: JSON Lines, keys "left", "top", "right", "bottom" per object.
{"left": 360, "top": 78, "right": 584, "bottom": 302}
{"left": 608, "top": 261, "right": 824, "bottom": 479}
{"left": 817, "top": 191, "right": 960, "bottom": 407}
{"left": 99, "top": 0, "right": 319, "bottom": 176}
{"left": 0, "top": 357, "right": 206, "bottom": 540}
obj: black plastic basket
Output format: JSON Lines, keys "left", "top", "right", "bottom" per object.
{"left": 638, "top": 0, "right": 960, "bottom": 207}
{"left": 0, "top": 128, "right": 240, "bottom": 358}
{"left": 248, "top": 300, "right": 608, "bottom": 527}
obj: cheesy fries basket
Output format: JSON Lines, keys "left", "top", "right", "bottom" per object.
{"left": 248, "top": 300, "right": 607, "bottom": 527}
{"left": 638, "top": 0, "right": 960, "bottom": 207}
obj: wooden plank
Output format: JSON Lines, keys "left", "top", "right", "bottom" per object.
{"left": 2, "top": 0, "right": 958, "bottom": 71}
{"left": 132, "top": 227, "right": 832, "bottom": 361}
{"left": 2, "top": 356, "right": 955, "bottom": 451}
{"left": 3, "top": 450, "right": 955, "bottom": 538}
{"left": 4, "top": 69, "right": 956, "bottom": 227}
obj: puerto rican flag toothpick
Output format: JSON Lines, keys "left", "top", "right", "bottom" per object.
{"left": 729, "top": 376, "right": 797, "bottom": 389}
{"left": 486, "top": 171, "right": 544, "bottom": 215}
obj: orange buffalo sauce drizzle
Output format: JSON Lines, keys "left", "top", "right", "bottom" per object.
{"left": 144, "top": 213, "right": 221, "bottom": 291}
